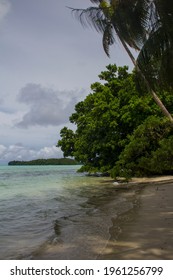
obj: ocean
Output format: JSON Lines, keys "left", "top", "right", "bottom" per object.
{"left": 0, "top": 165, "right": 133, "bottom": 260}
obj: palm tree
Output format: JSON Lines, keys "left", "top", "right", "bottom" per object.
{"left": 138, "top": 0, "right": 173, "bottom": 90}
{"left": 69, "top": 0, "right": 173, "bottom": 123}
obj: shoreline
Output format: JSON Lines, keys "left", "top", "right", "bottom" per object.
{"left": 98, "top": 177, "right": 173, "bottom": 259}
{"left": 32, "top": 176, "right": 173, "bottom": 260}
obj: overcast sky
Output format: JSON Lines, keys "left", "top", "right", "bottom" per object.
{"left": 0, "top": 0, "right": 133, "bottom": 164}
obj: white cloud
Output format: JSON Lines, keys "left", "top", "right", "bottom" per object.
{"left": 0, "top": 143, "right": 63, "bottom": 163}
{"left": 16, "top": 83, "right": 86, "bottom": 128}
{"left": 0, "top": 144, "right": 6, "bottom": 154}
{"left": 0, "top": 0, "right": 10, "bottom": 22}
{"left": 36, "top": 145, "right": 62, "bottom": 159}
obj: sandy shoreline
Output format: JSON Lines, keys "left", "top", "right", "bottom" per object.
{"left": 32, "top": 176, "right": 173, "bottom": 260}
{"left": 98, "top": 176, "right": 173, "bottom": 259}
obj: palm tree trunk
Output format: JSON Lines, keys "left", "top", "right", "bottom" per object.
{"left": 117, "top": 31, "right": 173, "bottom": 124}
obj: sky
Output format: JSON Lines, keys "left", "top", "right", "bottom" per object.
{"left": 0, "top": 0, "right": 133, "bottom": 164}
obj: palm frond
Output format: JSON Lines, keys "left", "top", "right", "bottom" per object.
{"left": 90, "top": 0, "right": 102, "bottom": 4}
{"left": 137, "top": 25, "right": 173, "bottom": 89}
{"left": 138, "top": 28, "right": 169, "bottom": 63}
{"left": 111, "top": 0, "right": 149, "bottom": 50}
{"left": 69, "top": 6, "right": 107, "bottom": 34}
{"left": 102, "top": 23, "right": 115, "bottom": 57}
{"left": 154, "top": 0, "right": 173, "bottom": 23}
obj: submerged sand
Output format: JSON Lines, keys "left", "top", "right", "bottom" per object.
{"left": 33, "top": 176, "right": 173, "bottom": 260}
{"left": 99, "top": 176, "right": 173, "bottom": 259}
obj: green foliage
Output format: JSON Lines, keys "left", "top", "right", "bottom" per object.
{"left": 111, "top": 116, "right": 173, "bottom": 178}
{"left": 57, "top": 127, "right": 75, "bottom": 157}
{"left": 146, "top": 136, "right": 173, "bottom": 174}
{"left": 58, "top": 64, "right": 173, "bottom": 177}
{"left": 8, "top": 158, "right": 79, "bottom": 166}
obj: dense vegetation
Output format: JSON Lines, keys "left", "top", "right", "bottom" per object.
{"left": 57, "top": 1, "right": 173, "bottom": 178}
{"left": 57, "top": 64, "right": 173, "bottom": 178}
{"left": 8, "top": 158, "right": 79, "bottom": 166}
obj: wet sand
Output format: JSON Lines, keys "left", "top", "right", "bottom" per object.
{"left": 32, "top": 176, "right": 173, "bottom": 260}
{"left": 99, "top": 176, "right": 173, "bottom": 259}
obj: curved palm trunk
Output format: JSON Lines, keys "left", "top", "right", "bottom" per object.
{"left": 72, "top": 3, "right": 173, "bottom": 123}
{"left": 116, "top": 28, "right": 173, "bottom": 124}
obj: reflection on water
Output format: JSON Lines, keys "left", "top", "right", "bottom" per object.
{"left": 0, "top": 165, "right": 136, "bottom": 259}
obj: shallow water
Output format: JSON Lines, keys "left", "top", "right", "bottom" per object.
{"left": 0, "top": 165, "right": 133, "bottom": 259}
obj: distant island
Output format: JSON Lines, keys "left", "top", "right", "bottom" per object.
{"left": 8, "top": 158, "right": 80, "bottom": 166}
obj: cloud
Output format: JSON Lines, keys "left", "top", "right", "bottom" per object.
{"left": 0, "top": 143, "right": 63, "bottom": 162}
{"left": 36, "top": 145, "right": 62, "bottom": 159}
{"left": 0, "top": 0, "right": 10, "bottom": 22}
{"left": 16, "top": 83, "right": 86, "bottom": 128}
{"left": 0, "top": 144, "right": 6, "bottom": 155}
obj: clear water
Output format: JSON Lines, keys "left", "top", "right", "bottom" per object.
{"left": 0, "top": 165, "right": 132, "bottom": 259}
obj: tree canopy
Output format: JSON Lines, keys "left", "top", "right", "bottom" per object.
{"left": 8, "top": 158, "right": 79, "bottom": 166}
{"left": 57, "top": 65, "right": 173, "bottom": 177}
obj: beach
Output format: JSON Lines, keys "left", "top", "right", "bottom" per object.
{"left": 98, "top": 176, "right": 173, "bottom": 260}
{"left": 33, "top": 176, "right": 173, "bottom": 260}
{"left": 1, "top": 165, "right": 173, "bottom": 260}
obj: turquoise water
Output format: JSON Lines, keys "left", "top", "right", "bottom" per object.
{"left": 0, "top": 165, "right": 131, "bottom": 259}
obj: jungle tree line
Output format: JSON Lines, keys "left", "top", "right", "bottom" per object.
{"left": 57, "top": 65, "right": 173, "bottom": 178}
{"left": 57, "top": 1, "right": 173, "bottom": 177}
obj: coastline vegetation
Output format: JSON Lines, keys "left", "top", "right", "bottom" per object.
{"left": 8, "top": 158, "right": 79, "bottom": 166}
{"left": 57, "top": 1, "right": 173, "bottom": 179}
{"left": 57, "top": 64, "right": 173, "bottom": 178}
